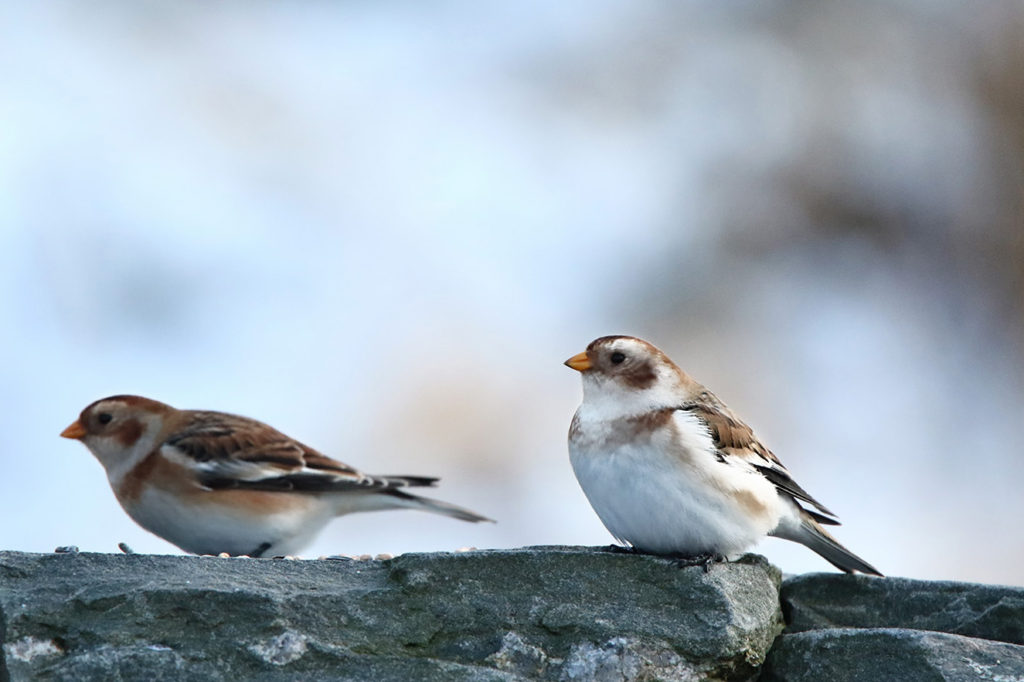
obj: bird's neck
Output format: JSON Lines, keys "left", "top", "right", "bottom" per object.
{"left": 579, "top": 380, "right": 685, "bottom": 422}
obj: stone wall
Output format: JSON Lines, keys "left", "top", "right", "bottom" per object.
{"left": 1, "top": 547, "right": 1021, "bottom": 681}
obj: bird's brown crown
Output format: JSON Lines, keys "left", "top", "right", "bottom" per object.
{"left": 584, "top": 336, "right": 679, "bottom": 390}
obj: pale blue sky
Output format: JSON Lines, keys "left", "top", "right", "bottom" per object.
{"left": 3, "top": 0, "right": 1022, "bottom": 584}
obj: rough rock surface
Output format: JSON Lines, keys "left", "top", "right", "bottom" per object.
{"left": 0, "top": 547, "right": 783, "bottom": 681}
{"left": 761, "top": 628, "right": 1024, "bottom": 682}
{"left": 780, "top": 573, "right": 1024, "bottom": 646}
{"left": 763, "top": 573, "right": 1024, "bottom": 682}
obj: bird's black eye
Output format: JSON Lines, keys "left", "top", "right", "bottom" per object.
{"left": 97, "top": 413, "right": 113, "bottom": 425}
{"left": 610, "top": 351, "right": 626, "bottom": 364}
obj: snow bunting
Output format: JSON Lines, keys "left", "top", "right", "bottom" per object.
{"left": 565, "top": 336, "right": 881, "bottom": 575}
{"left": 61, "top": 395, "right": 492, "bottom": 557}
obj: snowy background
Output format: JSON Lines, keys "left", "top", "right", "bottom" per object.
{"left": 3, "top": 0, "right": 1023, "bottom": 584}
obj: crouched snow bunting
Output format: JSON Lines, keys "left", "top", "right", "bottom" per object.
{"left": 62, "top": 395, "right": 491, "bottom": 556}
{"left": 565, "top": 335, "right": 881, "bottom": 575}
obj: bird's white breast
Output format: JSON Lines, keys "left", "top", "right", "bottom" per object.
{"left": 569, "top": 407, "right": 783, "bottom": 557}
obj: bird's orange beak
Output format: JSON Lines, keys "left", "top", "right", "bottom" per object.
{"left": 60, "top": 420, "right": 87, "bottom": 440}
{"left": 564, "top": 351, "right": 592, "bottom": 372}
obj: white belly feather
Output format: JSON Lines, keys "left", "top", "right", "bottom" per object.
{"left": 124, "top": 487, "right": 333, "bottom": 557}
{"left": 569, "top": 408, "right": 783, "bottom": 556}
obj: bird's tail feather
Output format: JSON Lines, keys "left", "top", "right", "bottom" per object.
{"left": 776, "top": 514, "right": 882, "bottom": 576}
{"left": 376, "top": 475, "right": 439, "bottom": 488}
{"left": 386, "top": 489, "right": 494, "bottom": 523}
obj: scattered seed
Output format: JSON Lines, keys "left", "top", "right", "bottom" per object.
{"left": 118, "top": 542, "right": 135, "bottom": 555}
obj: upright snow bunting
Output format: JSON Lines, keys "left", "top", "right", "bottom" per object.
{"left": 564, "top": 336, "right": 881, "bottom": 575}
{"left": 61, "top": 395, "right": 492, "bottom": 556}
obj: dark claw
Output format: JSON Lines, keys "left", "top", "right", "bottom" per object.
{"left": 672, "top": 552, "right": 727, "bottom": 572}
{"left": 250, "top": 542, "right": 273, "bottom": 558}
{"left": 602, "top": 544, "right": 637, "bottom": 555}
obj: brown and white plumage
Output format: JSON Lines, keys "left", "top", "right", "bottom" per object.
{"left": 565, "top": 335, "right": 881, "bottom": 575}
{"left": 61, "top": 395, "right": 492, "bottom": 556}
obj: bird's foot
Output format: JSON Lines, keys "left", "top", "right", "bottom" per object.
{"left": 249, "top": 542, "right": 272, "bottom": 558}
{"left": 672, "top": 552, "right": 727, "bottom": 573}
{"left": 601, "top": 544, "right": 637, "bottom": 555}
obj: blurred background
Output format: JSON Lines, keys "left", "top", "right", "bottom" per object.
{"left": 2, "top": 0, "right": 1022, "bottom": 584}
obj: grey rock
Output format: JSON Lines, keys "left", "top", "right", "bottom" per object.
{"left": 559, "top": 636, "right": 698, "bottom": 682}
{"left": 760, "top": 627, "right": 1024, "bottom": 682}
{"left": 0, "top": 547, "right": 782, "bottom": 681}
{"left": 781, "top": 573, "right": 1024, "bottom": 645}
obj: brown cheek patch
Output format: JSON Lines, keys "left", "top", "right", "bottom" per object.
{"left": 115, "top": 419, "right": 144, "bottom": 448}
{"left": 621, "top": 361, "right": 658, "bottom": 389}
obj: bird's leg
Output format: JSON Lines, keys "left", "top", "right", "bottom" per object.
{"left": 249, "top": 542, "right": 272, "bottom": 558}
{"left": 672, "top": 552, "right": 727, "bottom": 572}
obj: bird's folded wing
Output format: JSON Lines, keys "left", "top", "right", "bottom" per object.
{"left": 679, "top": 400, "right": 840, "bottom": 523}
{"left": 159, "top": 412, "right": 435, "bottom": 493}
